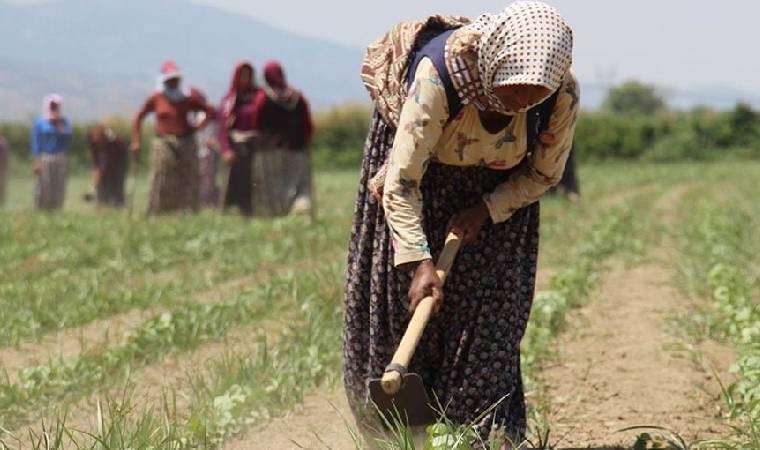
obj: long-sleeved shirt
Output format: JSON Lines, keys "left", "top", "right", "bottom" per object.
{"left": 218, "top": 89, "right": 260, "bottom": 156}
{"left": 252, "top": 88, "right": 314, "bottom": 150}
{"left": 382, "top": 58, "right": 580, "bottom": 267}
{"left": 31, "top": 117, "right": 72, "bottom": 157}
{"left": 132, "top": 89, "right": 215, "bottom": 144}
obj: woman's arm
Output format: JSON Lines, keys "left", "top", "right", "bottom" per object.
{"left": 483, "top": 71, "right": 580, "bottom": 223}
{"left": 383, "top": 58, "right": 449, "bottom": 268}
{"left": 131, "top": 95, "right": 155, "bottom": 152}
{"left": 189, "top": 89, "right": 217, "bottom": 129}
{"left": 30, "top": 120, "right": 41, "bottom": 158}
{"left": 300, "top": 95, "right": 314, "bottom": 147}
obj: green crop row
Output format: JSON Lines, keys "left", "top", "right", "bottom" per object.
{"left": 677, "top": 200, "right": 759, "bottom": 450}
{"left": 0, "top": 267, "right": 322, "bottom": 430}
{"left": 0, "top": 209, "right": 347, "bottom": 347}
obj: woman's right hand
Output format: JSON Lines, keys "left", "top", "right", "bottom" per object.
{"left": 31, "top": 158, "right": 42, "bottom": 176}
{"left": 407, "top": 259, "right": 443, "bottom": 315}
{"left": 221, "top": 152, "right": 235, "bottom": 164}
{"left": 369, "top": 181, "right": 383, "bottom": 203}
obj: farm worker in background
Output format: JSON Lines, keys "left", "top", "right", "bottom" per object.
{"left": 195, "top": 111, "right": 220, "bottom": 208}
{"left": 31, "top": 94, "right": 72, "bottom": 211}
{"left": 0, "top": 135, "right": 8, "bottom": 206}
{"left": 194, "top": 112, "right": 219, "bottom": 208}
{"left": 342, "top": 2, "right": 579, "bottom": 447}
{"left": 549, "top": 144, "right": 580, "bottom": 201}
{"left": 131, "top": 60, "right": 215, "bottom": 214}
{"left": 87, "top": 124, "right": 129, "bottom": 207}
{"left": 250, "top": 60, "right": 315, "bottom": 217}
{"left": 218, "top": 61, "right": 260, "bottom": 216}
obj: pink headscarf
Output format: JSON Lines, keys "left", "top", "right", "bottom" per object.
{"left": 42, "top": 94, "right": 63, "bottom": 120}
{"left": 263, "top": 60, "right": 287, "bottom": 91}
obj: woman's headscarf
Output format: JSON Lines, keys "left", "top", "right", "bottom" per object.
{"left": 42, "top": 94, "right": 63, "bottom": 120}
{"left": 155, "top": 60, "right": 187, "bottom": 103}
{"left": 227, "top": 61, "right": 256, "bottom": 96}
{"left": 220, "top": 61, "right": 257, "bottom": 128}
{"left": 449, "top": 1, "right": 573, "bottom": 114}
{"left": 263, "top": 60, "right": 301, "bottom": 107}
{"left": 263, "top": 60, "right": 287, "bottom": 91}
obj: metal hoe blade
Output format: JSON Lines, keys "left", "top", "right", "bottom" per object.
{"left": 368, "top": 373, "right": 436, "bottom": 426}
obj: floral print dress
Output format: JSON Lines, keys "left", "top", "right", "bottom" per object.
{"left": 343, "top": 57, "right": 579, "bottom": 445}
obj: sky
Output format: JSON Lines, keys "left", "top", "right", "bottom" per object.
{"left": 5, "top": 0, "right": 760, "bottom": 100}
{"left": 188, "top": 0, "right": 759, "bottom": 97}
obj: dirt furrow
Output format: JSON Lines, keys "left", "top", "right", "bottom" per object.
{"left": 542, "top": 259, "right": 732, "bottom": 447}
{"left": 5, "top": 318, "right": 289, "bottom": 449}
{"left": 0, "top": 249, "right": 345, "bottom": 384}
{"left": 224, "top": 389, "right": 361, "bottom": 450}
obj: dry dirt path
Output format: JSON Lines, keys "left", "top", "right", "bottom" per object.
{"left": 541, "top": 184, "right": 733, "bottom": 447}
{"left": 542, "top": 260, "right": 730, "bottom": 447}
{"left": 224, "top": 389, "right": 360, "bottom": 450}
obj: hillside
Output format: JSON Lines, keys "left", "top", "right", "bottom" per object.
{"left": 0, "top": 0, "right": 367, "bottom": 120}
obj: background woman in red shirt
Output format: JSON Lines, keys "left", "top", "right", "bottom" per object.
{"left": 131, "top": 60, "right": 215, "bottom": 214}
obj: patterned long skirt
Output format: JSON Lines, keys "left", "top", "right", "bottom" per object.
{"left": 34, "top": 153, "right": 68, "bottom": 211}
{"left": 148, "top": 134, "right": 199, "bottom": 214}
{"left": 224, "top": 140, "right": 254, "bottom": 216}
{"left": 198, "top": 146, "right": 219, "bottom": 208}
{"left": 250, "top": 146, "right": 311, "bottom": 217}
{"left": 343, "top": 112, "right": 540, "bottom": 445}
{"left": 96, "top": 159, "right": 127, "bottom": 208}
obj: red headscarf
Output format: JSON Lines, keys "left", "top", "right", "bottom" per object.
{"left": 263, "top": 60, "right": 287, "bottom": 91}
{"left": 227, "top": 61, "right": 256, "bottom": 95}
{"left": 221, "top": 60, "right": 257, "bottom": 123}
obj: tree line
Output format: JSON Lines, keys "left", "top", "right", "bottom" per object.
{"left": 2, "top": 81, "right": 759, "bottom": 172}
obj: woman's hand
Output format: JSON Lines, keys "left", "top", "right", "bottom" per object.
{"left": 447, "top": 200, "right": 491, "bottom": 245}
{"left": 91, "top": 168, "right": 102, "bottom": 187}
{"left": 369, "top": 180, "right": 383, "bottom": 203}
{"left": 407, "top": 259, "right": 443, "bottom": 315}
{"left": 221, "top": 151, "right": 235, "bottom": 165}
{"left": 31, "top": 158, "right": 42, "bottom": 176}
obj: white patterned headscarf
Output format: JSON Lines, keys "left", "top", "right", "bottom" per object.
{"left": 467, "top": 1, "right": 573, "bottom": 113}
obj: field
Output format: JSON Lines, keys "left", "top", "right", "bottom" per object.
{"left": 0, "top": 161, "right": 757, "bottom": 449}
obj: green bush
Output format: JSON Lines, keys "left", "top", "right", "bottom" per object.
{"left": 2, "top": 101, "right": 758, "bottom": 173}
{"left": 311, "top": 104, "right": 372, "bottom": 170}
{"left": 0, "top": 119, "right": 145, "bottom": 173}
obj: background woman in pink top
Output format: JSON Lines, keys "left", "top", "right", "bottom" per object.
{"left": 218, "top": 61, "right": 260, "bottom": 217}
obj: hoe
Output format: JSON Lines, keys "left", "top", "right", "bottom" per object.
{"left": 368, "top": 231, "right": 461, "bottom": 426}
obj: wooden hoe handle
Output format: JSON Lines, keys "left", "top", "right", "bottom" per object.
{"left": 381, "top": 232, "right": 462, "bottom": 395}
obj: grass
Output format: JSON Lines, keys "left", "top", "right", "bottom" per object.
{"left": 671, "top": 168, "right": 760, "bottom": 450}
{"left": 0, "top": 161, "right": 755, "bottom": 449}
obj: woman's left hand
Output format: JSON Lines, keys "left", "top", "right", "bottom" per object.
{"left": 447, "top": 201, "right": 490, "bottom": 245}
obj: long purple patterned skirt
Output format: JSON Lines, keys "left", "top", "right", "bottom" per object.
{"left": 148, "top": 134, "right": 199, "bottom": 214}
{"left": 343, "top": 111, "right": 540, "bottom": 444}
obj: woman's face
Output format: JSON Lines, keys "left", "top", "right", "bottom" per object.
{"left": 238, "top": 67, "right": 253, "bottom": 90}
{"left": 164, "top": 77, "right": 181, "bottom": 90}
{"left": 493, "top": 84, "right": 551, "bottom": 111}
{"left": 49, "top": 102, "right": 61, "bottom": 118}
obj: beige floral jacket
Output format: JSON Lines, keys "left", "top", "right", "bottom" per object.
{"left": 378, "top": 58, "right": 580, "bottom": 267}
